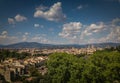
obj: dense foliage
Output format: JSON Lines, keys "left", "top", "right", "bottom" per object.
{"left": 46, "top": 51, "right": 120, "bottom": 83}
{"left": 0, "top": 50, "right": 30, "bottom": 61}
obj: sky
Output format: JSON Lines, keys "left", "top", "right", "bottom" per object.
{"left": 0, "top": 0, "right": 120, "bottom": 45}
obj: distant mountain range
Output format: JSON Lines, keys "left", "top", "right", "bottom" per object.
{"left": 0, "top": 42, "right": 120, "bottom": 49}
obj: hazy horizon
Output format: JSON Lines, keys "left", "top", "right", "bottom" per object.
{"left": 0, "top": 41, "right": 120, "bottom": 46}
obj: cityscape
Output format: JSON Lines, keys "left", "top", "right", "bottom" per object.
{"left": 0, "top": 0, "right": 120, "bottom": 83}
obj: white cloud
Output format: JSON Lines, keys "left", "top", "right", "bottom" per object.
{"left": 82, "top": 31, "right": 120, "bottom": 44}
{"left": 0, "top": 31, "right": 18, "bottom": 44}
{"left": 34, "top": 2, "right": 66, "bottom": 22}
{"left": 34, "top": 24, "right": 40, "bottom": 27}
{"left": 8, "top": 18, "right": 15, "bottom": 24}
{"left": 81, "top": 22, "right": 106, "bottom": 37}
{"left": 106, "top": 26, "right": 120, "bottom": 42}
{"left": 25, "top": 32, "right": 29, "bottom": 35}
{"left": 100, "top": 18, "right": 120, "bottom": 43}
{"left": 0, "top": 31, "right": 8, "bottom": 39}
{"left": 1, "top": 37, "right": 18, "bottom": 45}
{"left": 22, "top": 35, "right": 27, "bottom": 41}
{"left": 112, "top": 18, "right": 120, "bottom": 25}
{"left": 8, "top": 14, "right": 27, "bottom": 24}
{"left": 77, "top": 4, "right": 88, "bottom": 10}
{"left": 32, "top": 35, "right": 50, "bottom": 44}
{"left": 88, "top": 22, "right": 105, "bottom": 32}
{"left": 80, "top": 18, "right": 120, "bottom": 44}
{"left": 36, "top": 5, "right": 48, "bottom": 11}
{"left": 15, "top": 14, "right": 27, "bottom": 22}
{"left": 77, "top": 5, "right": 83, "bottom": 10}
{"left": 34, "top": 24, "right": 44, "bottom": 28}
{"left": 59, "top": 22, "right": 82, "bottom": 39}
{"left": 1, "top": 31, "right": 8, "bottom": 35}
{"left": 22, "top": 32, "right": 29, "bottom": 41}
{"left": 32, "top": 36, "right": 48, "bottom": 43}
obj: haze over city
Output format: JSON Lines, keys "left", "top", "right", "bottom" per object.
{"left": 0, "top": 0, "right": 120, "bottom": 45}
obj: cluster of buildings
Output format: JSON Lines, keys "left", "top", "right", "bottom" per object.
{"left": 9, "top": 45, "right": 103, "bottom": 55}
{"left": 39, "top": 46, "right": 101, "bottom": 55}
{"left": 0, "top": 56, "right": 48, "bottom": 82}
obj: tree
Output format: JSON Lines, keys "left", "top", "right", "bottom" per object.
{"left": 116, "top": 45, "right": 120, "bottom": 52}
{"left": 81, "top": 50, "right": 120, "bottom": 83}
{"left": 47, "top": 53, "right": 76, "bottom": 83}
{"left": 46, "top": 51, "right": 120, "bottom": 83}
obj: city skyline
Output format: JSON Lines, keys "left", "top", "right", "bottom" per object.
{"left": 0, "top": 0, "right": 120, "bottom": 45}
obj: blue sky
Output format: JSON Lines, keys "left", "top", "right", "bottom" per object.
{"left": 0, "top": 0, "right": 120, "bottom": 45}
